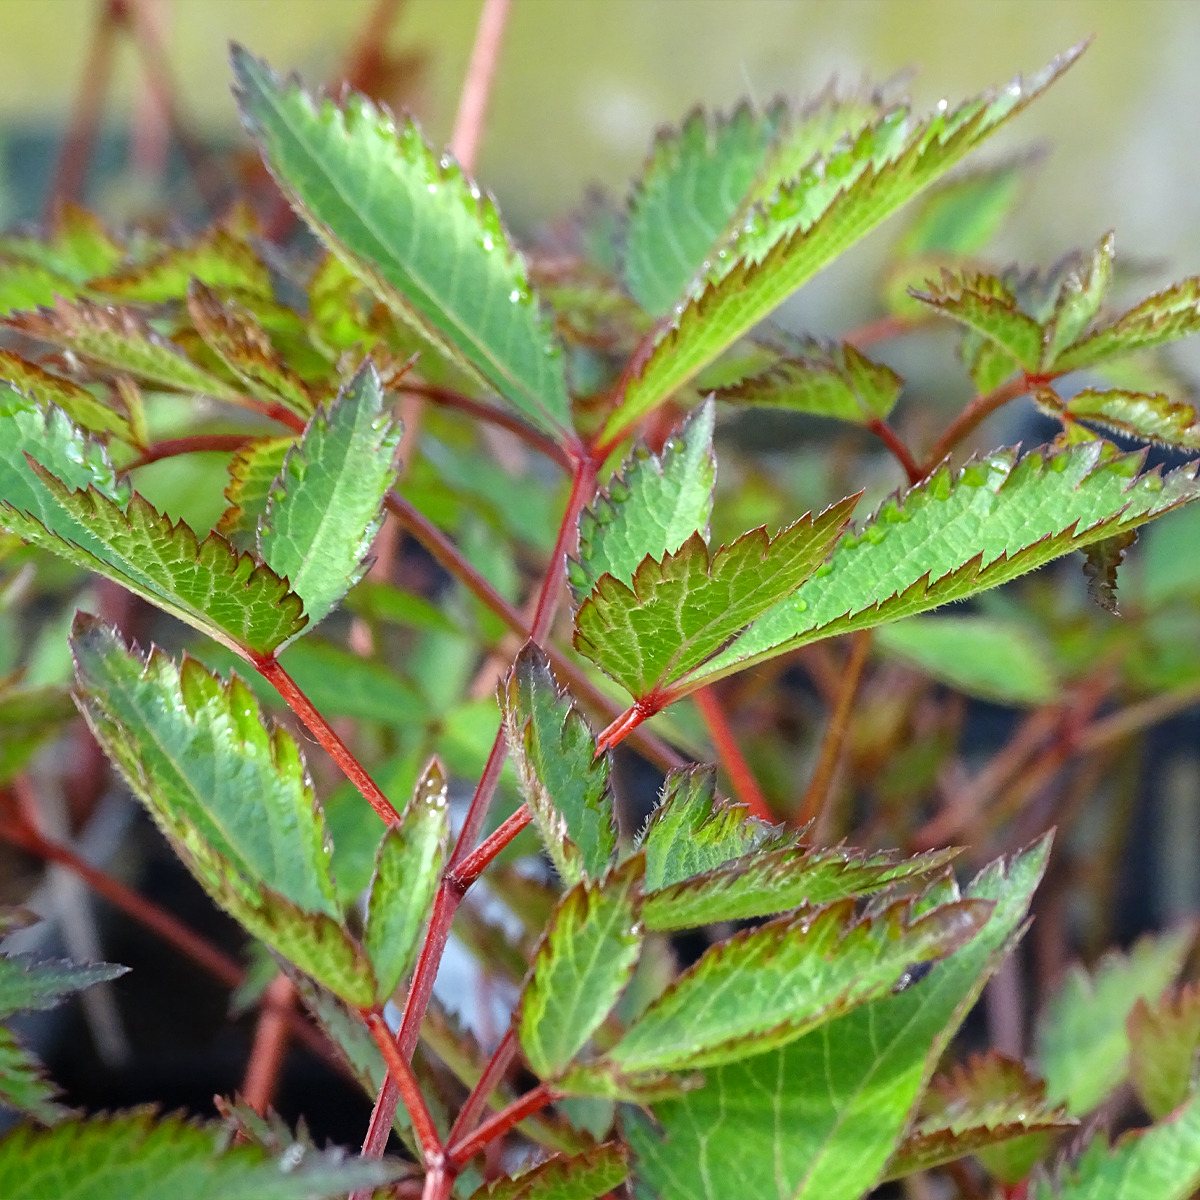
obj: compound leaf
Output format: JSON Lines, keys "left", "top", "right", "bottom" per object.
{"left": 1063, "top": 387, "right": 1200, "bottom": 450}
{"left": 258, "top": 363, "right": 401, "bottom": 628}
{"left": 574, "top": 496, "right": 857, "bottom": 700}
{"left": 502, "top": 644, "right": 617, "bottom": 885}
{"left": 1035, "top": 925, "right": 1193, "bottom": 1115}
{"left": 0, "top": 353, "right": 135, "bottom": 444}
{"left": 570, "top": 400, "right": 715, "bottom": 600}
{"left": 517, "top": 855, "right": 643, "bottom": 1079}
{"left": 0, "top": 954, "right": 127, "bottom": 1020}
{"left": 363, "top": 760, "right": 449, "bottom": 1001}
{"left": 469, "top": 1144, "right": 628, "bottom": 1200}
{"left": 233, "top": 48, "right": 572, "bottom": 440}
{"left": 0, "top": 1110, "right": 404, "bottom": 1200}
{"left": 628, "top": 836, "right": 1050, "bottom": 1200}
{"left": 1128, "top": 983, "right": 1200, "bottom": 1120}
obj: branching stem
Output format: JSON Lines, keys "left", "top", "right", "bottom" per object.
{"left": 447, "top": 1082, "right": 558, "bottom": 1168}
{"left": 865, "top": 418, "right": 922, "bottom": 485}
{"left": 919, "top": 376, "right": 1032, "bottom": 477}
{"left": 446, "top": 1027, "right": 515, "bottom": 1150}
{"left": 692, "top": 685, "right": 773, "bottom": 820}
{"left": 363, "top": 1008, "right": 445, "bottom": 1169}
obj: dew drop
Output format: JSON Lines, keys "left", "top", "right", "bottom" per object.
{"left": 482, "top": 235, "right": 494, "bottom": 251}
{"left": 510, "top": 289, "right": 522, "bottom": 303}
{"left": 936, "top": 98, "right": 948, "bottom": 112}
{"left": 427, "top": 183, "right": 438, "bottom": 194}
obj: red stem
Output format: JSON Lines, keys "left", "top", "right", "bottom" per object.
{"left": 253, "top": 657, "right": 401, "bottom": 825}
{"left": 449, "top": 0, "right": 513, "bottom": 175}
{"left": 692, "top": 686, "right": 773, "bottom": 821}
{"left": 865, "top": 418, "right": 922, "bottom": 486}
{"left": 363, "top": 1008, "right": 445, "bottom": 1169}
{"left": 122, "top": 434, "right": 254, "bottom": 471}
{"left": 842, "top": 314, "right": 916, "bottom": 349}
{"left": 919, "top": 376, "right": 1033, "bottom": 478}
{"left": 242, "top": 973, "right": 295, "bottom": 1114}
{"left": 453, "top": 805, "right": 532, "bottom": 887}
{"left": 446, "top": 1027, "right": 515, "bottom": 1150}
{"left": 447, "top": 1082, "right": 558, "bottom": 1168}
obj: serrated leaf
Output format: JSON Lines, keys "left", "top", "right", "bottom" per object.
{"left": 71, "top": 617, "right": 375, "bottom": 1006}
{"left": 0, "top": 1109, "right": 404, "bottom": 1200}
{"left": 715, "top": 339, "right": 903, "bottom": 422}
{"left": 623, "top": 103, "right": 784, "bottom": 317}
{"left": 216, "top": 435, "right": 296, "bottom": 546}
{"left": 469, "top": 1144, "right": 628, "bottom": 1200}
{"left": 876, "top": 614, "right": 1059, "bottom": 705}
{"left": 0, "top": 205, "right": 125, "bottom": 282}
{"left": 911, "top": 269, "right": 1044, "bottom": 370}
{"left": 517, "top": 855, "right": 643, "bottom": 1079}
{"left": 628, "top": 836, "right": 1051, "bottom": 1200}
{"left": 0, "top": 1027, "right": 66, "bottom": 1124}
{"left": 502, "top": 644, "right": 617, "bottom": 885}
{"left": 1035, "top": 925, "right": 1193, "bottom": 1115}
{"left": 1031, "top": 1091, "right": 1200, "bottom": 1200}
{"left": 1082, "top": 528, "right": 1137, "bottom": 614}
{"left": 92, "top": 228, "right": 273, "bottom": 303}
{"left": 1043, "top": 231, "right": 1115, "bottom": 365}
{"left": 3, "top": 298, "right": 240, "bottom": 400}
{"left": 961, "top": 328, "right": 1020, "bottom": 393}
{"left": 1052, "top": 275, "right": 1200, "bottom": 374}
{"left": 607, "top": 890, "right": 990, "bottom": 1071}
{"left": 603, "top": 47, "right": 1082, "bottom": 443}
{"left": 0, "top": 354, "right": 134, "bottom": 444}
{"left": 1063, "top": 387, "right": 1200, "bottom": 449}
{"left": 570, "top": 400, "right": 715, "bottom": 600}
{"left": 257, "top": 364, "right": 400, "bottom": 628}
{"left": 233, "top": 48, "right": 572, "bottom": 440}
{"left": 574, "top": 497, "right": 857, "bottom": 701}
{"left": 1130, "top": 984, "right": 1200, "bottom": 1124}
{"left": 0, "top": 257, "right": 80, "bottom": 317}
{"left": 883, "top": 1053, "right": 1073, "bottom": 1182}
{"left": 0, "top": 953, "right": 127, "bottom": 1019}
{"left": 688, "top": 441, "right": 1200, "bottom": 691}
{"left": 364, "top": 760, "right": 448, "bottom": 1000}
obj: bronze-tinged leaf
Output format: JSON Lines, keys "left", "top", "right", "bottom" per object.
{"left": 1082, "top": 528, "right": 1137, "bottom": 614}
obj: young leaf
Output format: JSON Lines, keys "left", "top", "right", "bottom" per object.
{"left": 0, "top": 1028, "right": 66, "bottom": 1124}
{"left": 882, "top": 1053, "right": 1074, "bottom": 1182}
{"left": 0, "top": 354, "right": 135, "bottom": 444}
{"left": 1030, "top": 1091, "right": 1200, "bottom": 1200}
{"left": 1063, "top": 387, "right": 1200, "bottom": 449}
{"left": 0, "top": 204, "right": 125, "bottom": 283}
{"left": 715, "top": 340, "right": 903, "bottom": 422}
{"left": 574, "top": 496, "right": 857, "bottom": 701}
{"left": 1128, "top": 983, "right": 1200, "bottom": 1120}
{"left": 603, "top": 47, "right": 1083, "bottom": 444}
{"left": 686, "top": 441, "right": 1200, "bottom": 691}
{"left": 363, "top": 760, "right": 449, "bottom": 1001}
{"left": 623, "top": 103, "right": 784, "bottom": 317}
{"left": 910, "top": 269, "right": 1044, "bottom": 370}
{"left": 187, "top": 281, "right": 316, "bottom": 417}
{"left": 876, "top": 614, "right": 1059, "bottom": 705}
{"left": 1034, "top": 925, "right": 1193, "bottom": 1115}
{"left": 896, "top": 158, "right": 1030, "bottom": 257}
{"left": 517, "top": 855, "right": 643, "bottom": 1079}
{"left": 627, "top": 836, "right": 1051, "bottom": 1200}
{"left": 257, "top": 363, "right": 401, "bottom": 628}
{"left": 570, "top": 400, "right": 716, "bottom": 600}
{"left": 71, "top": 617, "right": 376, "bottom": 1006}
{"left": 216, "top": 436, "right": 296, "bottom": 546}
{"left": 501, "top": 644, "right": 617, "bottom": 885}
{"left": 0, "top": 954, "right": 127, "bottom": 1019}
{"left": 606, "top": 889, "right": 990, "bottom": 1071}
{"left": 232, "top": 48, "right": 573, "bottom": 440}
{"left": 469, "top": 1144, "right": 628, "bottom": 1200}
{"left": 1051, "top": 275, "right": 1200, "bottom": 374}
{"left": 1042, "top": 231, "right": 1115, "bottom": 365}
{"left": 0, "top": 1110, "right": 404, "bottom": 1200}
{"left": 3, "top": 298, "right": 241, "bottom": 401}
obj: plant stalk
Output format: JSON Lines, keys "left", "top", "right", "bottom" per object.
{"left": 692, "top": 685, "right": 773, "bottom": 820}
{"left": 363, "top": 1008, "right": 445, "bottom": 1169}
{"left": 446, "top": 1027, "right": 515, "bottom": 1150}
{"left": 447, "top": 1082, "right": 558, "bottom": 1168}
{"left": 919, "top": 376, "right": 1032, "bottom": 477}
{"left": 242, "top": 973, "right": 295, "bottom": 1114}
{"left": 449, "top": 0, "right": 513, "bottom": 175}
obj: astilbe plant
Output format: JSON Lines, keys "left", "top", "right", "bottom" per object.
{"left": 3, "top": 15, "right": 1200, "bottom": 1200}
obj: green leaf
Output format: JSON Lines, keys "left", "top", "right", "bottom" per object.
{"left": 603, "top": 47, "right": 1082, "bottom": 443}
{"left": 364, "top": 760, "right": 448, "bottom": 1000}
{"left": 688, "top": 441, "right": 1200, "bottom": 690}
{"left": 876, "top": 614, "right": 1059, "bottom": 705}
{"left": 0, "top": 954, "right": 127, "bottom": 1020}
{"left": 911, "top": 269, "right": 1044, "bottom": 370}
{"left": 0, "top": 354, "right": 135, "bottom": 444}
{"left": 187, "top": 282, "right": 316, "bottom": 417}
{"left": 1043, "top": 231, "right": 1115, "bottom": 366}
{"left": 517, "top": 855, "right": 643, "bottom": 1079}
{"left": 0, "top": 1110, "right": 404, "bottom": 1200}
{"left": 607, "top": 889, "right": 990, "bottom": 1072}
{"left": 71, "top": 617, "right": 376, "bottom": 1006}
{"left": 469, "top": 1144, "right": 628, "bottom": 1200}
{"left": 1035, "top": 926, "right": 1193, "bottom": 1115}
{"left": 623, "top": 103, "right": 784, "bottom": 317}
{"left": 896, "top": 157, "right": 1029, "bottom": 256}
{"left": 1129, "top": 983, "right": 1200, "bottom": 1120}
{"left": 343, "top": 579, "right": 458, "bottom": 635}
{"left": 3, "top": 298, "right": 241, "bottom": 400}
{"left": 627, "top": 836, "right": 1051, "bottom": 1200}
{"left": 92, "top": 228, "right": 273, "bottom": 303}
{"left": 216, "top": 436, "right": 296, "bottom": 546}
{"left": 570, "top": 400, "right": 715, "bottom": 600}
{"left": 1052, "top": 275, "right": 1200, "bottom": 374}
{"left": 233, "top": 48, "right": 572, "bottom": 440}
{"left": 715, "top": 340, "right": 903, "bottom": 422}
{"left": 1062, "top": 387, "right": 1200, "bottom": 449}
{"left": 502, "top": 644, "right": 617, "bottom": 885}
{"left": 0, "top": 1027, "right": 66, "bottom": 1124}
{"left": 0, "top": 205, "right": 125, "bottom": 283}
{"left": 574, "top": 496, "right": 857, "bottom": 701}
{"left": 258, "top": 363, "right": 401, "bottom": 628}
{"left": 1031, "top": 1092, "right": 1200, "bottom": 1200}
{"left": 883, "top": 1052, "right": 1073, "bottom": 1182}
{"left": 0, "top": 258, "right": 80, "bottom": 317}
